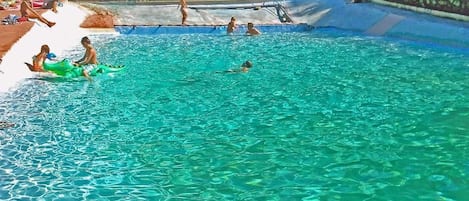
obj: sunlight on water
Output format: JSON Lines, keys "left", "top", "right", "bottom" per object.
{"left": 1, "top": 30, "right": 468, "bottom": 200}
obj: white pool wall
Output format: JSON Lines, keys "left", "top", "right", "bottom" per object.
{"left": 287, "top": 0, "right": 469, "bottom": 48}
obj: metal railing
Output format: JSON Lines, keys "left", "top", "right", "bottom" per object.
{"left": 381, "top": 0, "right": 469, "bottom": 16}
{"left": 266, "top": 0, "right": 293, "bottom": 23}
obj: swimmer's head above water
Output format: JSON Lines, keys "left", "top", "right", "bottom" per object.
{"left": 241, "top": 60, "right": 253, "bottom": 72}
{"left": 216, "top": 60, "right": 254, "bottom": 74}
{"left": 242, "top": 60, "right": 253, "bottom": 68}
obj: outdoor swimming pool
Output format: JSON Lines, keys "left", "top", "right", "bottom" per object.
{"left": 1, "top": 30, "right": 468, "bottom": 200}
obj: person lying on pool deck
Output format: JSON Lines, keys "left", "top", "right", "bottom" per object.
{"left": 20, "top": 0, "right": 56, "bottom": 27}
{"left": 74, "top": 36, "right": 98, "bottom": 81}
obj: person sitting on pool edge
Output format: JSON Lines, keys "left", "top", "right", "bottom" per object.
{"left": 25, "top": 44, "right": 54, "bottom": 72}
{"left": 246, "top": 22, "right": 261, "bottom": 36}
{"left": 218, "top": 60, "right": 253, "bottom": 73}
{"left": 74, "top": 36, "right": 98, "bottom": 81}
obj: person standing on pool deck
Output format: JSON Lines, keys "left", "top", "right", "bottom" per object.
{"left": 227, "top": 17, "right": 237, "bottom": 34}
{"left": 75, "top": 36, "right": 98, "bottom": 81}
{"left": 178, "top": 0, "right": 188, "bottom": 25}
{"left": 20, "top": 0, "right": 56, "bottom": 27}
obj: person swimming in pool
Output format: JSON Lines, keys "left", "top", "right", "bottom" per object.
{"left": 218, "top": 60, "right": 253, "bottom": 73}
{"left": 246, "top": 22, "right": 261, "bottom": 36}
{"left": 227, "top": 17, "right": 237, "bottom": 34}
{"left": 239, "top": 60, "right": 253, "bottom": 72}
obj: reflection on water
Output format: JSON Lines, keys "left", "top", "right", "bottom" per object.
{"left": 0, "top": 31, "right": 468, "bottom": 200}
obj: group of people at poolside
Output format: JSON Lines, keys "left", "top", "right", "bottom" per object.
{"left": 21, "top": 0, "right": 257, "bottom": 80}
{"left": 177, "top": 0, "right": 261, "bottom": 36}
{"left": 27, "top": 36, "right": 99, "bottom": 80}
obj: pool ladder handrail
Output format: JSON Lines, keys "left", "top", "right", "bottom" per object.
{"left": 262, "top": 0, "right": 293, "bottom": 23}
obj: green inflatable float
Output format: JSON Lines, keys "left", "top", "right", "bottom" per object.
{"left": 43, "top": 59, "right": 125, "bottom": 78}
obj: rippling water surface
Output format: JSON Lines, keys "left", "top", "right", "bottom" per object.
{"left": 1, "top": 30, "right": 469, "bottom": 200}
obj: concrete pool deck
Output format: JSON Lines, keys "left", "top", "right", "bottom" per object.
{"left": 99, "top": 0, "right": 469, "bottom": 47}
{"left": 287, "top": 0, "right": 469, "bottom": 48}
{"left": 106, "top": 2, "right": 287, "bottom": 26}
{"left": 1, "top": 0, "right": 468, "bottom": 93}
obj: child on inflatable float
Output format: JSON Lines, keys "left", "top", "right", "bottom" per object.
{"left": 26, "top": 43, "right": 124, "bottom": 79}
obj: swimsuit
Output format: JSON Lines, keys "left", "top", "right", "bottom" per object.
{"left": 82, "top": 64, "right": 98, "bottom": 74}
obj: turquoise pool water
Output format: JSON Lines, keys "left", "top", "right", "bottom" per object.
{"left": 1, "top": 30, "right": 469, "bottom": 200}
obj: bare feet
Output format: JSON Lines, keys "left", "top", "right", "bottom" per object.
{"left": 48, "top": 22, "right": 56, "bottom": 28}
{"left": 25, "top": 62, "right": 34, "bottom": 71}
